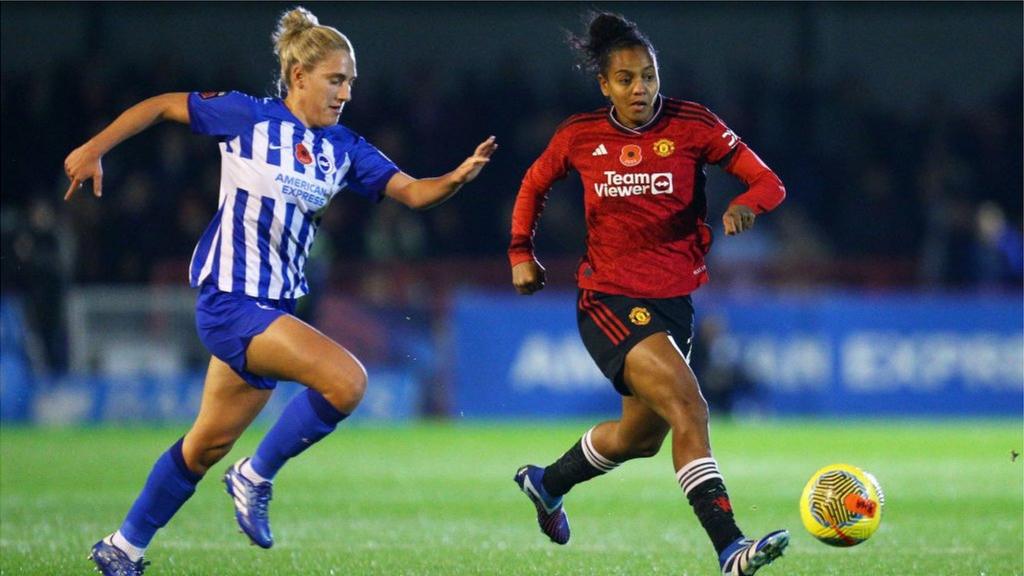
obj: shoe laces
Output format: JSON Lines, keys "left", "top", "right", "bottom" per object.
{"left": 720, "top": 538, "right": 753, "bottom": 569}
{"left": 102, "top": 543, "right": 150, "bottom": 576}
{"left": 250, "top": 481, "right": 273, "bottom": 519}
{"left": 109, "top": 556, "right": 149, "bottom": 576}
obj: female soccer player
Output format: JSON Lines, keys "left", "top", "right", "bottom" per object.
{"left": 509, "top": 12, "right": 787, "bottom": 576}
{"left": 65, "top": 7, "right": 497, "bottom": 575}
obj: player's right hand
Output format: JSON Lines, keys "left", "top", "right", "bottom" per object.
{"left": 512, "top": 260, "right": 546, "bottom": 295}
{"left": 63, "top": 143, "right": 104, "bottom": 200}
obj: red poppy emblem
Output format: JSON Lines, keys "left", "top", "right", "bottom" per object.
{"left": 619, "top": 144, "right": 642, "bottom": 167}
{"left": 295, "top": 142, "right": 313, "bottom": 165}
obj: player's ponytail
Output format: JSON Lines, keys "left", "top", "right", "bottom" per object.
{"left": 568, "top": 11, "right": 656, "bottom": 75}
{"left": 272, "top": 6, "right": 353, "bottom": 97}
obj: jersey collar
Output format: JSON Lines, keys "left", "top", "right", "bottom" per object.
{"left": 607, "top": 95, "right": 665, "bottom": 135}
{"left": 267, "top": 98, "right": 303, "bottom": 124}
{"left": 267, "top": 98, "right": 334, "bottom": 134}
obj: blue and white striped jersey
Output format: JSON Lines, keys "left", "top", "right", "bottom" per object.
{"left": 187, "top": 91, "right": 399, "bottom": 300}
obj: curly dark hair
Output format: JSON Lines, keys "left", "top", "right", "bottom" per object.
{"left": 567, "top": 11, "right": 656, "bottom": 75}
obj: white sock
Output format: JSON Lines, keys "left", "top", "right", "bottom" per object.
{"left": 110, "top": 531, "right": 146, "bottom": 562}
{"left": 240, "top": 458, "right": 271, "bottom": 485}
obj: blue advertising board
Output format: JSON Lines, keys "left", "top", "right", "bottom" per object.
{"left": 451, "top": 290, "right": 1023, "bottom": 417}
{"left": 3, "top": 366, "right": 418, "bottom": 425}
{"left": 451, "top": 291, "right": 619, "bottom": 418}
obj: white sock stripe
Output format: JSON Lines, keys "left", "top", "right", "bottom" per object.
{"left": 680, "top": 471, "right": 724, "bottom": 495}
{"left": 587, "top": 428, "right": 621, "bottom": 470}
{"left": 581, "top": 429, "right": 618, "bottom": 472}
{"left": 581, "top": 435, "right": 616, "bottom": 472}
{"left": 676, "top": 462, "right": 717, "bottom": 487}
{"left": 675, "top": 456, "right": 717, "bottom": 481}
{"left": 676, "top": 458, "right": 724, "bottom": 495}
{"left": 585, "top": 428, "right": 614, "bottom": 469}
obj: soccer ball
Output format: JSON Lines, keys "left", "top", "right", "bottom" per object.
{"left": 799, "top": 463, "right": 885, "bottom": 547}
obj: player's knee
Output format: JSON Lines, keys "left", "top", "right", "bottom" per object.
{"left": 662, "top": 393, "right": 709, "bottom": 432}
{"left": 682, "top": 395, "right": 710, "bottom": 430}
{"left": 185, "top": 437, "right": 235, "bottom": 474}
{"left": 323, "top": 362, "right": 367, "bottom": 413}
{"left": 628, "top": 435, "right": 665, "bottom": 459}
{"left": 343, "top": 366, "right": 368, "bottom": 408}
{"left": 199, "top": 444, "right": 232, "bottom": 470}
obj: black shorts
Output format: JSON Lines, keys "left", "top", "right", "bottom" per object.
{"left": 577, "top": 288, "right": 695, "bottom": 396}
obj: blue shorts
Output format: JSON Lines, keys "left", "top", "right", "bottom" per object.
{"left": 195, "top": 283, "right": 296, "bottom": 390}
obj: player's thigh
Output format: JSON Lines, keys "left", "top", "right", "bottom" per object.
{"left": 184, "top": 357, "right": 273, "bottom": 462}
{"left": 245, "top": 314, "right": 366, "bottom": 394}
{"left": 623, "top": 332, "right": 706, "bottom": 421}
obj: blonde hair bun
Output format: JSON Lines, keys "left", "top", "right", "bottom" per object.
{"left": 271, "top": 6, "right": 352, "bottom": 96}
{"left": 272, "top": 7, "right": 319, "bottom": 58}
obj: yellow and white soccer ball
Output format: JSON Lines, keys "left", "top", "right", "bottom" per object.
{"left": 800, "top": 463, "right": 885, "bottom": 547}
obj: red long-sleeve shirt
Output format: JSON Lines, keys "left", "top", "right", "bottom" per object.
{"left": 509, "top": 96, "right": 785, "bottom": 298}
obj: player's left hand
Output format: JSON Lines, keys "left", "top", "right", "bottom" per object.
{"left": 723, "top": 204, "right": 756, "bottom": 236}
{"left": 451, "top": 136, "right": 498, "bottom": 185}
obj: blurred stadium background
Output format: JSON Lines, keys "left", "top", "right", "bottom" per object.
{"left": 1, "top": 3, "right": 1021, "bottom": 575}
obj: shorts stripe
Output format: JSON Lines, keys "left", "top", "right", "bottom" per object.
{"left": 580, "top": 290, "right": 623, "bottom": 343}
{"left": 586, "top": 290, "right": 630, "bottom": 340}
{"left": 580, "top": 289, "right": 629, "bottom": 344}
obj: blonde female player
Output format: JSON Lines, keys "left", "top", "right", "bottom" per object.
{"left": 64, "top": 7, "right": 496, "bottom": 575}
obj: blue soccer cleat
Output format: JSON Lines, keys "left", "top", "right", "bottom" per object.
{"left": 88, "top": 536, "right": 149, "bottom": 576}
{"left": 514, "top": 465, "right": 571, "bottom": 545}
{"left": 719, "top": 529, "right": 790, "bottom": 576}
{"left": 223, "top": 457, "right": 274, "bottom": 548}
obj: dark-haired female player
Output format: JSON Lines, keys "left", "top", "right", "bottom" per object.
{"left": 509, "top": 12, "right": 787, "bottom": 576}
{"left": 65, "top": 7, "right": 496, "bottom": 575}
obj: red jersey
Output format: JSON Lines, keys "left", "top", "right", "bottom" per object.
{"left": 509, "top": 96, "right": 784, "bottom": 298}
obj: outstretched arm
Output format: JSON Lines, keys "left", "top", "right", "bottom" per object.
{"left": 64, "top": 92, "right": 190, "bottom": 200}
{"left": 720, "top": 143, "right": 786, "bottom": 235}
{"left": 384, "top": 136, "right": 497, "bottom": 210}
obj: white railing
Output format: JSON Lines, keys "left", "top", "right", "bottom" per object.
{"left": 66, "top": 286, "right": 204, "bottom": 376}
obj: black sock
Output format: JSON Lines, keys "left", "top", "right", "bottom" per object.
{"left": 542, "top": 428, "right": 619, "bottom": 497}
{"left": 677, "top": 457, "right": 744, "bottom": 555}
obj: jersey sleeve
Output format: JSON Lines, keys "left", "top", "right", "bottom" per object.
{"left": 342, "top": 136, "right": 401, "bottom": 201}
{"left": 697, "top": 105, "right": 742, "bottom": 165}
{"left": 508, "top": 126, "right": 573, "bottom": 266}
{"left": 722, "top": 143, "right": 786, "bottom": 214}
{"left": 187, "top": 91, "right": 259, "bottom": 137}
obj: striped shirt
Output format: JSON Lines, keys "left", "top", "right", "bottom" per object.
{"left": 187, "top": 91, "right": 399, "bottom": 299}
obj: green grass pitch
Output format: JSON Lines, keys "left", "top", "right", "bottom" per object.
{"left": 2, "top": 419, "right": 1022, "bottom": 575}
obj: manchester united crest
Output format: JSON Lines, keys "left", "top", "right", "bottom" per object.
{"left": 619, "top": 144, "right": 642, "bottom": 167}
{"left": 628, "top": 307, "right": 651, "bottom": 326}
{"left": 653, "top": 138, "right": 675, "bottom": 157}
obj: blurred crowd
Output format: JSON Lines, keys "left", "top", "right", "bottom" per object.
{"left": 1, "top": 46, "right": 1021, "bottom": 371}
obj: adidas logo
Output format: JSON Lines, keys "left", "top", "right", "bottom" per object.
{"left": 592, "top": 144, "right": 608, "bottom": 156}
